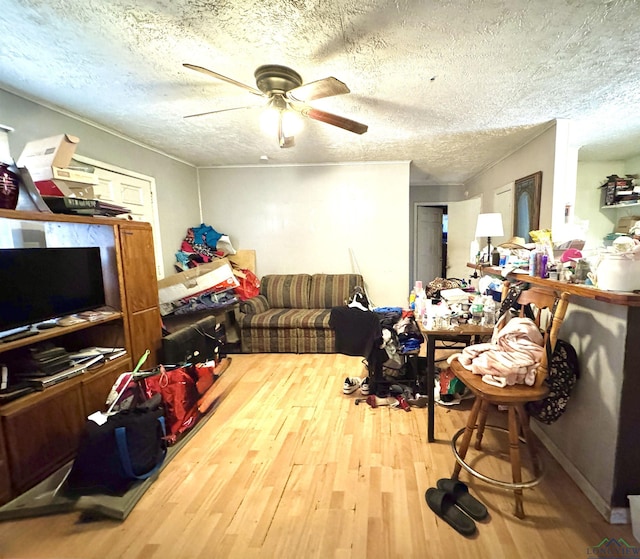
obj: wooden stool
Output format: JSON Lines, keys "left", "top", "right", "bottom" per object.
{"left": 448, "top": 287, "right": 569, "bottom": 518}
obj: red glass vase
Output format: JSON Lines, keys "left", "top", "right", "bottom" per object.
{"left": 0, "top": 163, "right": 19, "bottom": 210}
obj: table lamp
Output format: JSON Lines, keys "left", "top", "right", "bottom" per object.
{"left": 475, "top": 213, "right": 504, "bottom": 264}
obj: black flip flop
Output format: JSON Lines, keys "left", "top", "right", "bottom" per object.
{"left": 436, "top": 478, "right": 488, "bottom": 521}
{"left": 425, "top": 487, "right": 476, "bottom": 536}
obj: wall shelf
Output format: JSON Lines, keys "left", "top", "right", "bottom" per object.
{"left": 601, "top": 201, "right": 640, "bottom": 210}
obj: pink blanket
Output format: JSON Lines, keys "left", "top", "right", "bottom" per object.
{"left": 452, "top": 317, "right": 544, "bottom": 387}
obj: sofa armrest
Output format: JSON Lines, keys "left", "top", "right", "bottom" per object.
{"left": 239, "top": 295, "right": 270, "bottom": 315}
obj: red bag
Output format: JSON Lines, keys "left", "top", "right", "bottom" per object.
{"left": 193, "top": 362, "right": 216, "bottom": 396}
{"left": 141, "top": 365, "right": 201, "bottom": 444}
{"left": 234, "top": 269, "right": 260, "bottom": 300}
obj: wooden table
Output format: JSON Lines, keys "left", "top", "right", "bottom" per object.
{"left": 419, "top": 322, "right": 493, "bottom": 442}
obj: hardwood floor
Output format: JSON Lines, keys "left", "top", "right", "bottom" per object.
{"left": 0, "top": 352, "right": 636, "bottom": 558}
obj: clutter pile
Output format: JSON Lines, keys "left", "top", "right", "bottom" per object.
{"left": 8, "top": 132, "right": 131, "bottom": 216}
{"left": 599, "top": 174, "right": 639, "bottom": 206}
{"left": 65, "top": 348, "right": 231, "bottom": 498}
{"left": 174, "top": 223, "right": 237, "bottom": 270}
{"left": 158, "top": 224, "right": 261, "bottom": 318}
{"left": 340, "top": 304, "right": 428, "bottom": 410}
{"left": 343, "top": 375, "right": 428, "bottom": 411}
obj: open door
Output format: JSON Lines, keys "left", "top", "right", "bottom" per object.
{"left": 415, "top": 206, "right": 444, "bottom": 286}
{"left": 446, "top": 197, "right": 482, "bottom": 280}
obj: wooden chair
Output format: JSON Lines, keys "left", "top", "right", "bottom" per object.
{"left": 448, "top": 286, "right": 570, "bottom": 518}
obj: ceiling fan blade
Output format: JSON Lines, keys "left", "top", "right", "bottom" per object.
{"left": 301, "top": 107, "right": 368, "bottom": 135}
{"left": 183, "top": 63, "right": 264, "bottom": 97}
{"left": 183, "top": 105, "right": 258, "bottom": 119}
{"left": 286, "top": 77, "right": 350, "bottom": 102}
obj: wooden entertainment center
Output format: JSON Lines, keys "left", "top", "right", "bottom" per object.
{"left": 0, "top": 209, "right": 162, "bottom": 506}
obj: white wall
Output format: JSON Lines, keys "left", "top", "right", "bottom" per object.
{"left": 575, "top": 160, "right": 622, "bottom": 250}
{"left": 574, "top": 154, "right": 640, "bottom": 252}
{"left": 534, "top": 300, "right": 627, "bottom": 518}
{"left": 197, "top": 162, "right": 411, "bottom": 307}
{"left": 0, "top": 89, "right": 201, "bottom": 278}
{"left": 465, "top": 123, "right": 558, "bottom": 233}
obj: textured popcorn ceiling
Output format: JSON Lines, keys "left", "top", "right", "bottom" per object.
{"left": 1, "top": 0, "right": 640, "bottom": 184}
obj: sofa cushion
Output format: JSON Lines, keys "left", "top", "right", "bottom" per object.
{"left": 294, "top": 308, "right": 332, "bottom": 329}
{"left": 260, "top": 274, "right": 312, "bottom": 309}
{"left": 309, "top": 274, "right": 363, "bottom": 309}
{"left": 239, "top": 308, "right": 307, "bottom": 330}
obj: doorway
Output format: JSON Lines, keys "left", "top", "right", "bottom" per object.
{"left": 413, "top": 197, "right": 482, "bottom": 288}
{"left": 414, "top": 205, "right": 446, "bottom": 287}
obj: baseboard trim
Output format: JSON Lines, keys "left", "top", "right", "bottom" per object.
{"left": 532, "top": 423, "right": 630, "bottom": 525}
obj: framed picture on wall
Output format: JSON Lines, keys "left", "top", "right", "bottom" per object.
{"left": 513, "top": 171, "right": 542, "bottom": 242}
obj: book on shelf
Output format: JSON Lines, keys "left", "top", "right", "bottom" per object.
{"left": 69, "top": 347, "right": 126, "bottom": 361}
{"left": 19, "top": 354, "right": 105, "bottom": 389}
{"left": 41, "top": 195, "right": 131, "bottom": 216}
{"left": 76, "top": 309, "right": 117, "bottom": 322}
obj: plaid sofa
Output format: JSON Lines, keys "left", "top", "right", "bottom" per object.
{"left": 237, "top": 273, "right": 364, "bottom": 353}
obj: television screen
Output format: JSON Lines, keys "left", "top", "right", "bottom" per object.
{"left": 0, "top": 247, "right": 106, "bottom": 333}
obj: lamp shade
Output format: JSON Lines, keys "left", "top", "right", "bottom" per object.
{"left": 475, "top": 213, "right": 504, "bottom": 238}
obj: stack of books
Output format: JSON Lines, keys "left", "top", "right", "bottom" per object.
{"left": 41, "top": 196, "right": 131, "bottom": 216}
{"left": 27, "top": 345, "right": 74, "bottom": 376}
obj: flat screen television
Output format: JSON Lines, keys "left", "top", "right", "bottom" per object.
{"left": 0, "top": 247, "right": 106, "bottom": 333}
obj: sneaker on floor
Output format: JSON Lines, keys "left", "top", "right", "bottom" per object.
{"left": 360, "top": 377, "right": 371, "bottom": 395}
{"left": 408, "top": 394, "right": 429, "bottom": 408}
{"left": 343, "top": 376, "right": 362, "bottom": 395}
{"left": 395, "top": 395, "right": 411, "bottom": 412}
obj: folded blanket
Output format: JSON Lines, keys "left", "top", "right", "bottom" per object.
{"left": 450, "top": 317, "right": 544, "bottom": 386}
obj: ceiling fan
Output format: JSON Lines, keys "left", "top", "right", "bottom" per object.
{"left": 182, "top": 63, "right": 368, "bottom": 148}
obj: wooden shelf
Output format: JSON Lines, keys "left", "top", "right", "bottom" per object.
{"left": 0, "top": 314, "right": 123, "bottom": 353}
{"left": 0, "top": 209, "right": 161, "bottom": 505}
{"left": 469, "top": 264, "right": 640, "bottom": 307}
{"left": 600, "top": 201, "right": 640, "bottom": 210}
{"left": 0, "top": 208, "right": 127, "bottom": 225}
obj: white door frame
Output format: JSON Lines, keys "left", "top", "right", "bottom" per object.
{"left": 413, "top": 201, "right": 447, "bottom": 286}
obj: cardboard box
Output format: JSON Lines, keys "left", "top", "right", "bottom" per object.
{"left": 35, "top": 175, "right": 96, "bottom": 199}
{"left": 615, "top": 215, "right": 640, "bottom": 234}
{"left": 157, "top": 258, "right": 240, "bottom": 311}
{"left": 32, "top": 166, "right": 98, "bottom": 192}
{"left": 51, "top": 166, "right": 98, "bottom": 184}
{"left": 17, "top": 134, "right": 79, "bottom": 171}
{"left": 440, "top": 288, "right": 470, "bottom": 305}
{"left": 16, "top": 134, "right": 96, "bottom": 199}
{"left": 228, "top": 249, "right": 256, "bottom": 274}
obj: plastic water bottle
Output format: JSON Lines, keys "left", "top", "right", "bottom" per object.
{"left": 483, "top": 297, "right": 496, "bottom": 328}
{"left": 471, "top": 296, "right": 484, "bottom": 325}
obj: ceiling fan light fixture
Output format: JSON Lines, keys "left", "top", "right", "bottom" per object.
{"left": 259, "top": 95, "right": 301, "bottom": 146}
{"left": 259, "top": 105, "right": 280, "bottom": 135}
{"left": 281, "top": 110, "right": 302, "bottom": 136}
